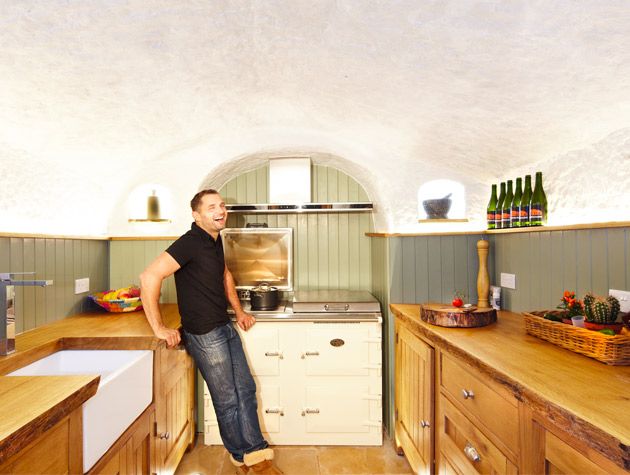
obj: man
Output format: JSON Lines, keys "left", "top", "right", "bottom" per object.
{"left": 140, "top": 189, "right": 283, "bottom": 475}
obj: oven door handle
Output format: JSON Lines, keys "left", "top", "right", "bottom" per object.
{"left": 323, "top": 304, "right": 350, "bottom": 312}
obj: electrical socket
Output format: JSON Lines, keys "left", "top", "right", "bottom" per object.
{"left": 75, "top": 277, "right": 90, "bottom": 294}
{"left": 500, "top": 273, "right": 516, "bottom": 289}
{"left": 609, "top": 289, "right": 630, "bottom": 313}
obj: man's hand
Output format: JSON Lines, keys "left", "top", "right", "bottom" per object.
{"left": 236, "top": 311, "right": 256, "bottom": 331}
{"left": 155, "top": 326, "right": 181, "bottom": 348}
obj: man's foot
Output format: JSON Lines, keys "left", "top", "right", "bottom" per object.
{"left": 243, "top": 448, "right": 283, "bottom": 475}
{"left": 229, "top": 453, "right": 249, "bottom": 474}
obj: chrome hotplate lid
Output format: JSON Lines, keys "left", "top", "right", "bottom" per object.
{"left": 292, "top": 290, "right": 381, "bottom": 313}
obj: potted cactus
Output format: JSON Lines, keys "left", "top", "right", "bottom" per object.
{"left": 582, "top": 293, "right": 623, "bottom": 334}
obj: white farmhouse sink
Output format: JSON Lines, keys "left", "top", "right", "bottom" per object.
{"left": 8, "top": 350, "right": 153, "bottom": 473}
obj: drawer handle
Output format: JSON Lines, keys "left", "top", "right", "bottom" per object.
{"left": 464, "top": 442, "right": 480, "bottom": 462}
{"left": 420, "top": 420, "right": 430, "bottom": 428}
{"left": 461, "top": 389, "right": 475, "bottom": 400}
{"left": 301, "top": 408, "right": 320, "bottom": 416}
{"left": 265, "top": 407, "right": 284, "bottom": 416}
{"left": 159, "top": 431, "right": 170, "bottom": 440}
{"left": 265, "top": 351, "right": 284, "bottom": 359}
{"left": 301, "top": 351, "right": 320, "bottom": 359}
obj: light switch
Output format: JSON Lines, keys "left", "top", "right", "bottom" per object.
{"left": 609, "top": 289, "right": 630, "bottom": 313}
{"left": 75, "top": 277, "right": 90, "bottom": 294}
{"left": 500, "top": 273, "right": 516, "bottom": 289}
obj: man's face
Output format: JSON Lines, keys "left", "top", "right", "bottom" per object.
{"left": 192, "top": 193, "right": 228, "bottom": 236}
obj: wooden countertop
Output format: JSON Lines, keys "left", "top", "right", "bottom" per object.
{"left": 390, "top": 304, "right": 630, "bottom": 469}
{"left": 0, "top": 304, "right": 182, "bottom": 464}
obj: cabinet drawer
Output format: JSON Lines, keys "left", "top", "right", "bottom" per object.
{"left": 440, "top": 353, "right": 518, "bottom": 453}
{"left": 438, "top": 395, "right": 518, "bottom": 475}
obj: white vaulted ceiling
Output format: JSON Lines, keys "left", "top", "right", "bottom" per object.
{"left": 1, "top": 1, "right": 629, "bottom": 235}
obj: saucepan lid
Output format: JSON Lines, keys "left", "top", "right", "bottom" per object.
{"left": 252, "top": 282, "right": 277, "bottom": 292}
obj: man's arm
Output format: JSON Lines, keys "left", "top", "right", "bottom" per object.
{"left": 140, "top": 252, "right": 182, "bottom": 347}
{"left": 224, "top": 265, "right": 256, "bottom": 331}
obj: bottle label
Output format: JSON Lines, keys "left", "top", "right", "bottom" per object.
{"left": 511, "top": 207, "right": 520, "bottom": 226}
{"left": 503, "top": 210, "right": 511, "bottom": 227}
{"left": 530, "top": 203, "right": 543, "bottom": 225}
{"left": 520, "top": 205, "right": 530, "bottom": 225}
{"left": 487, "top": 211, "right": 496, "bottom": 229}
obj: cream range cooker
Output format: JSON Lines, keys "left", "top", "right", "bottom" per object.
{"left": 204, "top": 228, "right": 382, "bottom": 445}
{"left": 203, "top": 229, "right": 383, "bottom": 446}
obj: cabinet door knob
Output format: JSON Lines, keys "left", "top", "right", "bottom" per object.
{"left": 464, "top": 442, "right": 480, "bottom": 462}
{"left": 461, "top": 389, "right": 475, "bottom": 400}
{"left": 420, "top": 420, "right": 430, "bottom": 428}
{"left": 265, "top": 407, "right": 285, "bottom": 416}
{"left": 301, "top": 351, "right": 320, "bottom": 359}
{"left": 159, "top": 432, "right": 170, "bottom": 440}
{"left": 301, "top": 408, "right": 320, "bottom": 416}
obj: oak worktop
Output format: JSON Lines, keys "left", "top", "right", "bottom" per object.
{"left": 390, "top": 304, "right": 630, "bottom": 469}
{"left": 0, "top": 304, "right": 182, "bottom": 465}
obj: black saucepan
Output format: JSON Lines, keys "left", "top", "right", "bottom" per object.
{"left": 250, "top": 283, "right": 279, "bottom": 310}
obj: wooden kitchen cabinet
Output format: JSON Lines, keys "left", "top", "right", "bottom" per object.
{"left": 154, "top": 345, "right": 195, "bottom": 475}
{"left": 394, "top": 321, "right": 434, "bottom": 475}
{"left": 88, "top": 407, "right": 154, "bottom": 475}
{"left": 0, "top": 409, "right": 82, "bottom": 475}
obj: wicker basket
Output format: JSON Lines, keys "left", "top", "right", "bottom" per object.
{"left": 522, "top": 311, "right": 630, "bottom": 365}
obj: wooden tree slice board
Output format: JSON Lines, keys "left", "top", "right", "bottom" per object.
{"left": 420, "top": 303, "right": 497, "bottom": 328}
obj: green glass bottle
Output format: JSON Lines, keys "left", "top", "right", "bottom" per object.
{"left": 531, "top": 171, "right": 546, "bottom": 226}
{"left": 496, "top": 182, "right": 506, "bottom": 229}
{"left": 511, "top": 177, "right": 523, "bottom": 227}
{"left": 521, "top": 175, "right": 533, "bottom": 226}
{"left": 503, "top": 180, "right": 514, "bottom": 228}
{"left": 487, "top": 184, "right": 498, "bottom": 229}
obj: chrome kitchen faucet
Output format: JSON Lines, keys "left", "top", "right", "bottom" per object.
{"left": 1, "top": 272, "right": 53, "bottom": 355}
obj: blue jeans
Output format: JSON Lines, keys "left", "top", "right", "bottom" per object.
{"left": 184, "top": 322, "right": 268, "bottom": 462}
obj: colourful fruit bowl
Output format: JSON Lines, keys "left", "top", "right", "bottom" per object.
{"left": 90, "top": 286, "right": 143, "bottom": 313}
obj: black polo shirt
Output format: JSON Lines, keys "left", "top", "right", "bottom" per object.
{"left": 166, "top": 222, "right": 229, "bottom": 334}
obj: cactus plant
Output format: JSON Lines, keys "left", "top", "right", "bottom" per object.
{"left": 583, "top": 293, "right": 620, "bottom": 324}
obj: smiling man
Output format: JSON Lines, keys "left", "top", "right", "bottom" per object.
{"left": 140, "top": 189, "right": 282, "bottom": 474}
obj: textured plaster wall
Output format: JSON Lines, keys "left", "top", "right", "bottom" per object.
{"left": 1, "top": 1, "right": 629, "bottom": 235}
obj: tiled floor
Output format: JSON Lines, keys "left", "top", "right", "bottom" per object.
{"left": 174, "top": 435, "right": 413, "bottom": 475}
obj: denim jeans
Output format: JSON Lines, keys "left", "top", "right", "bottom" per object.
{"left": 183, "top": 322, "right": 268, "bottom": 462}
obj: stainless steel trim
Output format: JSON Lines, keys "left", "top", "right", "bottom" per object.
{"left": 225, "top": 202, "right": 373, "bottom": 213}
{"left": 232, "top": 313, "right": 382, "bottom": 323}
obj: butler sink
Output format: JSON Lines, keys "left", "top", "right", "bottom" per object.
{"left": 8, "top": 350, "right": 153, "bottom": 472}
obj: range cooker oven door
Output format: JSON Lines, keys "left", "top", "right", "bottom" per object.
{"left": 222, "top": 228, "right": 293, "bottom": 290}
{"left": 302, "top": 322, "right": 382, "bottom": 437}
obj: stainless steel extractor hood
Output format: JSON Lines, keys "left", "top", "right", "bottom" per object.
{"left": 225, "top": 157, "right": 373, "bottom": 214}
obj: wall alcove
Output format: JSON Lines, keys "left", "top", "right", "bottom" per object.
{"left": 218, "top": 163, "right": 374, "bottom": 291}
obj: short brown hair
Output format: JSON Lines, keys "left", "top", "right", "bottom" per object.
{"left": 190, "top": 189, "right": 220, "bottom": 211}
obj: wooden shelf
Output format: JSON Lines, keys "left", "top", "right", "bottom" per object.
{"left": 485, "top": 221, "right": 630, "bottom": 234}
{"left": 417, "top": 218, "right": 469, "bottom": 223}
{"left": 368, "top": 221, "right": 630, "bottom": 237}
{"left": 127, "top": 219, "right": 171, "bottom": 223}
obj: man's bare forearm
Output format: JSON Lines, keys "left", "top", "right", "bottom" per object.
{"left": 140, "top": 270, "right": 168, "bottom": 333}
{"left": 224, "top": 269, "right": 244, "bottom": 313}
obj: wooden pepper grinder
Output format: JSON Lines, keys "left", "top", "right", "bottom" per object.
{"left": 477, "top": 239, "right": 490, "bottom": 308}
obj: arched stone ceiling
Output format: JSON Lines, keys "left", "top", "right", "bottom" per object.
{"left": 1, "top": 1, "right": 629, "bottom": 235}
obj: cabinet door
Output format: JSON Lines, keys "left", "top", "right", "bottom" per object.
{"left": 395, "top": 324, "right": 434, "bottom": 475}
{"left": 156, "top": 346, "right": 195, "bottom": 474}
{"left": 544, "top": 430, "right": 624, "bottom": 475}
{"left": 0, "top": 410, "right": 81, "bottom": 475}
